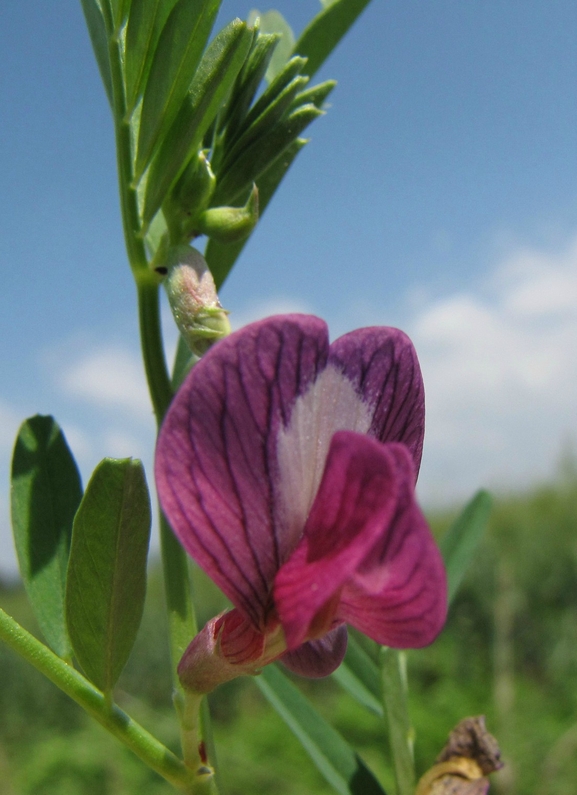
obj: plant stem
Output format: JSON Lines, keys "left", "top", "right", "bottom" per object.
{"left": 0, "top": 607, "right": 193, "bottom": 791}
{"left": 106, "top": 25, "right": 217, "bottom": 787}
{"left": 380, "top": 647, "right": 415, "bottom": 795}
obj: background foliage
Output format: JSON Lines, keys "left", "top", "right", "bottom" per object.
{"left": 2, "top": 470, "right": 577, "bottom": 795}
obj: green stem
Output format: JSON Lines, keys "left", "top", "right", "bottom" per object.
{"left": 106, "top": 25, "right": 217, "bottom": 787}
{"left": 380, "top": 648, "right": 415, "bottom": 795}
{"left": 137, "top": 276, "right": 174, "bottom": 423}
{"left": 0, "top": 607, "right": 192, "bottom": 791}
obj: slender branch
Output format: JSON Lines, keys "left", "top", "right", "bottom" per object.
{"left": 0, "top": 608, "right": 192, "bottom": 790}
{"left": 380, "top": 648, "right": 416, "bottom": 795}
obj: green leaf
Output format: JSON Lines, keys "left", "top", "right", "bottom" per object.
{"left": 219, "top": 74, "right": 309, "bottom": 174}
{"left": 65, "top": 458, "right": 151, "bottom": 692}
{"left": 256, "top": 665, "right": 387, "bottom": 795}
{"left": 291, "top": 79, "right": 337, "bottom": 110}
{"left": 332, "top": 634, "right": 383, "bottom": 717}
{"left": 124, "top": 0, "right": 180, "bottom": 115}
{"left": 205, "top": 137, "right": 305, "bottom": 288}
{"left": 219, "top": 31, "right": 279, "bottom": 144}
{"left": 247, "top": 9, "right": 295, "bottom": 82}
{"left": 110, "top": 0, "right": 131, "bottom": 29}
{"left": 135, "top": 0, "right": 222, "bottom": 178}
{"left": 240, "top": 55, "right": 307, "bottom": 137}
{"left": 440, "top": 490, "right": 493, "bottom": 604}
{"left": 80, "top": 0, "right": 114, "bottom": 106}
{"left": 142, "top": 19, "right": 253, "bottom": 228}
{"left": 293, "top": 0, "right": 372, "bottom": 78}
{"left": 213, "top": 103, "right": 323, "bottom": 207}
{"left": 11, "top": 416, "right": 82, "bottom": 659}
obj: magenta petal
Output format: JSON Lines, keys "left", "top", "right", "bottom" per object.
{"left": 328, "top": 327, "right": 425, "bottom": 473}
{"left": 156, "top": 315, "right": 329, "bottom": 628}
{"left": 339, "top": 445, "right": 447, "bottom": 648}
{"left": 274, "top": 431, "right": 402, "bottom": 649}
{"left": 280, "top": 624, "right": 348, "bottom": 678}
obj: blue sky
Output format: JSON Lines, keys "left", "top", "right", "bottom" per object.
{"left": 1, "top": 1, "right": 576, "bottom": 575}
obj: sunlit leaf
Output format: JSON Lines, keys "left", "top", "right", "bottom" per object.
{"left": 440, "top": 490, "right": 493, "bottom": 604}
{"left": 66, "top": 458, "right": 151, "bottom": 692}
{"left": 219, "top": 74, "right": 309, "bottom": 173}
{"left": 80, "top": 0, "right": 113, "bottom": 106}
{"left": 213, "top": 103, "right": 322, "bottom": 206}
{"left": 248, "top": 9, "right": 295, "bottom": 82}
{"left": 124, "top": 0, "right": 180, "bottom": 115}
{"left": 11, "top": 416, "right": 82, "bottom": 659}
{"left": 293, "top": 0, "right": 372, "bottom": 78}
{"left": 219, "top": 31, "right": 279, "bottom": 145}
{"left": 135, "top": 0, "right": 221, "bottom": 178}
{"left": 142, "top": 18, "right": 252, "bottom": 228}
{"left": 256, "top": 665, "right": 387, "bottom": 795}
{"left": 206, "top": 137, "right": 305, "bottom": 288}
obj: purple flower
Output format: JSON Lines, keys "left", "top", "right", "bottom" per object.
{"left": 155, "top": 315, "right": 446, "bottom": 692}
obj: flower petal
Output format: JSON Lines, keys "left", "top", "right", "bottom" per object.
{"left": 274, "top": 431, "right": 403, "bottom": 649}
{"left": 328, "top": 327, "right": 425, "bottom": 473}
{"left": 156, "top": 315, "right": 329, "bottom": 628}
{"left": 338, "top": 445, "right": 447, "bottom": 648}
{"left": 280, "top": 624, "right": 348, "bottom": 678}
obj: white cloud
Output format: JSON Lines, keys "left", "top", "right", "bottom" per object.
{"left": 409, "top": 234, "right": 577, "bottom": 504}
{"left": 59, "top": 346, "right": 152, "bottom": 421}
{"left": 229, "top": 296, "right": 314, "bottom": 331}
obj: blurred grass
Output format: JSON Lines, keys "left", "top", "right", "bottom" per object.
{"left": 1, "top": 472, "right": 577, "bottom": 794}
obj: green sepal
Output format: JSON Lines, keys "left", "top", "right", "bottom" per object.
{"left": 440, "top": 490, "right": 493, "bottom": 605}
{"left": 135, "top": 0, "right": 221, "bottom": 180}
{"left": 205, "top": 137, "right": 305, "bottom": 288}
{"left": 212, "top": 103, "right": 323, "bottom": 207}
{"left": 142, "top": 19, "right": 253, "bottom": 230}
{"left": 196, "top": 184, "right": 259, "bottom": 243}
{"left": 65, "top": 458, "right": 151, "bottom": 693}
{"left": 256, "top": 665, "right": 387, "bottom": 795}
{"left": 218, "top": 75, "right": 309, "bottom": 174}
{"left": 11, "top": 415, "right": 83, "bottom": 659}
{"left": 124, "top": 0, "right": 180, "bottom": 116}
{"left": 80, "top": 0, "right": 113, "bottom": 106}
{"left": 293, "top": 0, "right": 372, "bottom": 78}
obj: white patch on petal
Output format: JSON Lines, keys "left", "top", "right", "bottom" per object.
{"left": 276, "top": 365, "right": 372, "bottom": 558}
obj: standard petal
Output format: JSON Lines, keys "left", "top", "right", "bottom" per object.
{"left": 328, "top": 327, "right": 425, "bottom": 473}
{"left": 280, "top": 624, "right": 348, "bottom": 678}
{"left": 156, "top": 315, "right": 329, "bottom": 628}
{"left": 338, "top": 445, "right": 447, "bottom": 648}
{"left": 274, "top": 431, "right": 402, "bottom": 649}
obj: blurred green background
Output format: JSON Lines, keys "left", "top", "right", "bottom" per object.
{"left": 1, "top": 468, "right": 577, "bottom": 795}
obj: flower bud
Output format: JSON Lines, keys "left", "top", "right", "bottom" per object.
{"left": 195, "top": 184, "right": 259, "bottom": 244}
{"left": 163, "top": 246, "right": 231, "bottom": 357}
{"left": 163, "top": 151, "right": 216, "bottom": 242}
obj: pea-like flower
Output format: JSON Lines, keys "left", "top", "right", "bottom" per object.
{"left": 155, "top": 315, "right": 446, "bottom": 693}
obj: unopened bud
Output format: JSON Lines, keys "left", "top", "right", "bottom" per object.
{"left": 164, "top": 151, "right": 216, "bottom": 242}
{"left": 195, "top": 184, "right": 259, "bottom": 244}
{"left": 163, "top": 246, "right": 231, "bottom": 357}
